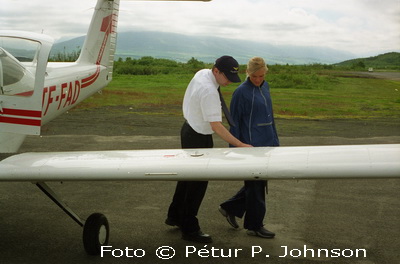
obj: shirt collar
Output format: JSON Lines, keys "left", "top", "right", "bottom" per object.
{"left": 208, "top": 69, "right": 219, "bottom": 89}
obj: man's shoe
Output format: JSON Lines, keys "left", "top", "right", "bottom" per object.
{"left": 218, "top": 206, "right": 239, "bottom": 229}
{"left": 182, "top": 231, "right": 212, "bottom": 243}
{"left": 247, "top": 227, "right": 275, "bottom": 238}
{"left": 165, "top": 217, "right": 180, "bottom": 228}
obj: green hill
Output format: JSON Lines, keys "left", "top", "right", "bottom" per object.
{"left": 335, "top": 52, "right": 400, "bottom": 70}
{"left": 51, "top": 31, "right": 355, "bottom": 65}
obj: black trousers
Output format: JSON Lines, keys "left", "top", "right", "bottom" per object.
{"left": 167, "top": 121, "right": 213, "bottom": 233}
{"left": 220, "top": 180, "right": 267, "bottom": 230}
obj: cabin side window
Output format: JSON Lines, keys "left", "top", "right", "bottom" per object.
{"left": 0, "top": 37, "right": 38, "bottom": 96}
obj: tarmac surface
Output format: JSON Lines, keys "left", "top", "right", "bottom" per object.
{"left": 1, "top": 106, "right": 399, "bottom": 264}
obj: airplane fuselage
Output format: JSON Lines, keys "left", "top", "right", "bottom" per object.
{"left": 0, "top": 61, "right": 110, "bottom": 153}
{"left": 40, "top": 63, "right": 109, "bottom": 125}
{"left": 0, "top": 0, "right": 117, "bottom": 153}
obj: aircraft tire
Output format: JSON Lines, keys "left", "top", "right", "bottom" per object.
{"left": 83, "top": 213, "right": 109, "bottom": 255}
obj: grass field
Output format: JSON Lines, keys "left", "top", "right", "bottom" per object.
{"left": 79, "top": 70, "right": 400, "bottom": 120}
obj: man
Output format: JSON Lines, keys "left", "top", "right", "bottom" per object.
{"left": 166, "top": 56, "right": 252, "bottom": 243}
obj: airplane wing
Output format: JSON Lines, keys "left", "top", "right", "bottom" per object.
{"left": 1, "top": 144, "right": 399, "bottom": 181}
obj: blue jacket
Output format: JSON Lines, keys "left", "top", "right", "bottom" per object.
{"left": 229, "top": 78, "right": 280, "bottom": 147}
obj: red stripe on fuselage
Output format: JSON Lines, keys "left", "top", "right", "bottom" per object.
{"left": 0, "top": 108, "right": 41, "bottom": 118}
{"left": 0, "top": 116, "right": 41, "bottom": 127}
{"left": 81, "top": 66, "right": 100, "bottom": 88}
{"left": 15, "top": 91, "right": 34, "bottom": 97}
{"left": 0, "top": 108, "right": 41, "bottom": 127}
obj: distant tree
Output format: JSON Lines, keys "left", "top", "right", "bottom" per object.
{"left": 113, "top": 56, "right": 209, "bottom": 75}
{"left": 351, "top": 61, "right": 365, "bottom": 70}
{"left": 186, "top": 57, "right": 205, "bottom": 70}
{"left": 49, "top": 47, "right": 81, "bottom": 62}
{"left": 357, "top": 61, "right": 366, "bottom": 69}
{"left": 138, "top": 56, "right": 155, "bottom": 65}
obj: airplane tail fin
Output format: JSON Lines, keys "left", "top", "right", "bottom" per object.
{"left": 77, "top": 0, "right": 119, "bottom": 79}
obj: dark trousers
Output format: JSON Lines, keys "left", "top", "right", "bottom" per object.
{"left": 167, "top": 122, "right": 213, "bottom": 233}
{"left": 220, "top": 180, "right": 267, "bottom": 230}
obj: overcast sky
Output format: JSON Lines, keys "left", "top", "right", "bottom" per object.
{"left": 1, "top": 0, "right": 399, "bottom": 56}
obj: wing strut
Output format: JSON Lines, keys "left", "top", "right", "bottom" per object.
{"left": 35, "top": 182, "right": 84, "bottom": 226}
{"left": 35, "top": 182, "right": 110, "bottom": 255}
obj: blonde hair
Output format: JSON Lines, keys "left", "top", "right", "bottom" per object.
{"left": 246, "top": 57, "right": 268, "bottom": 76}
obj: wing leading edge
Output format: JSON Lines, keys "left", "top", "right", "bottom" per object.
{"left": 0, "top": 144, "right": 399, "bottom": 181}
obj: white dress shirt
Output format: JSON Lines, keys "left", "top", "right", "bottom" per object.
{"left": 182, "top": 69, "right": 222, "bottom": 135}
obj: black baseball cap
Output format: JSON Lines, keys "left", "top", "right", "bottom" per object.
{"left": 214, "top": 56, "right": 241, "bottom": 83}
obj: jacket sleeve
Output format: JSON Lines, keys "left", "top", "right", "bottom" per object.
{"left": 268, "top": 85, "right": 280, "bottom": 146}
{"left": 229, "top": 88, "right": 243, "bottom": 146}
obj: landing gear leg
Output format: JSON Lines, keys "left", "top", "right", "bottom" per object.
{"left": 35, "top": 182, "right": 109, "bottom": 255}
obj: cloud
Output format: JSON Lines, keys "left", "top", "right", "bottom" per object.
{"left": 1, "top": 0, "right": 399, "bottom": 56}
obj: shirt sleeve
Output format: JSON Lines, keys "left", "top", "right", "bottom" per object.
{"left": 200, "top": 92, "right": 222, "bottom": 122}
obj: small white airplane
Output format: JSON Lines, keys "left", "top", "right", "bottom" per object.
{"left": 0, "top": 0, "right": 399, "bottom": 256}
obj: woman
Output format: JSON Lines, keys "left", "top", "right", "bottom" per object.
{"left": 219, "top": 57, "right": 279, "bottom": 238}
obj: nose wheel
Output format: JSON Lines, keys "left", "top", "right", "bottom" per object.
{"left": 83, "top": 213, "right": 110, "bottom": 255}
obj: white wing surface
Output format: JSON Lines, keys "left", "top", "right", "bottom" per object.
{"left": 1, "top": 144, "right": 399, "bottom": 181}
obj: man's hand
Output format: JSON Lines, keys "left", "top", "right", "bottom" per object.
{"left": 210, "top": 122, "right": 253, "bottom": 148}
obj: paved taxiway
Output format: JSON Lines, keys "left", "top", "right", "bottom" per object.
{"left": 1, "top": 131, "right": 399, "bottom": 264}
